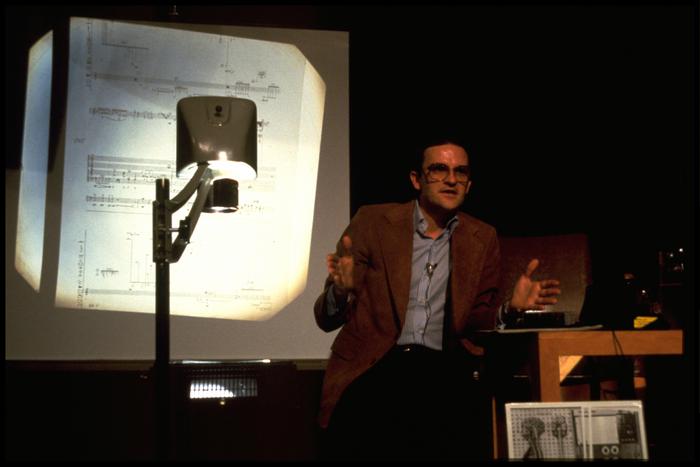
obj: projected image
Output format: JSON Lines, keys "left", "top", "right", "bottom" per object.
{"left": 18, "top": 18, "right": 326, "bottom": 320}
{"left": 508, "top": 407, "right": 579, "bottom": 459}
{"left": 573, "top": 410, "right": 644, "bottom": 460}
{"left": 506, "top": 401, "right": 648, "bottom": 460}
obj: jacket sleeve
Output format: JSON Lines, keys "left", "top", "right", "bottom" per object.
{"left": 313, "top": 206, "right": 371, "bottom": 333}
{"left": 313, "top": 278, "right": 351, "bottom": 332}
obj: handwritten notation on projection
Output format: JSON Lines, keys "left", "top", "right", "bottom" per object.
{"left": 87, "top": 73, "right": 282, "bottom": 102}
{"left": 89, "top": 107, "right": 176, "bottom": 122}
{"left": 88, "top": 107, "right": 269, "bottom": 142}
{"left": 55, "top": 17, "right": 326, "bottom": 320}
{"left": 75, "top": 228, "right": 275, "bottom": 315}
{"left": 85, "top": 20, "right": 282, "bottom": 103}
{"left": 86, "top": 153, "right": 174, "bottom": 186}
{"left": 86, "top": 194, "right": 151, "bottom": 211}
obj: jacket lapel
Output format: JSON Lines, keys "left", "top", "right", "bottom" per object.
{"left": 376, "top": 203, "right": 486, "bottom": 333}
{"left": 377, "top": 202, "right": 414, "bottom": 328}
{"left": 449, "top": 214, "right": 484, "bottom": 333}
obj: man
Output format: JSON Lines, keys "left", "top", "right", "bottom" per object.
{"left": 314, "top": 139, "right": 561, "bottom": 460}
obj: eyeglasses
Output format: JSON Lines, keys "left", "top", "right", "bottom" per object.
{"left": 423, "top": 163, "right": 470, "bottom": 184}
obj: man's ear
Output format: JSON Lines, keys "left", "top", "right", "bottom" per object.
{"left": 410, "top": 171, "right": 421, "bottom": 191}
{"left": 465, "top": 180, "right": 472, "bottom": 194}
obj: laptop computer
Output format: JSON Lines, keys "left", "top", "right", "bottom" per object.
{"left": 576, "top": 282, "right": 636, "bottom": 330}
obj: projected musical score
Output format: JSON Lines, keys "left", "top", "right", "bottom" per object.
{"left": 86, "top": 73, "right": 281, "bottom": 102}
{"left": 54, "top": 17, "right": 326, "bottom": 319}
{"left": 86, "top": 153, "right": 174, "bottom": 186}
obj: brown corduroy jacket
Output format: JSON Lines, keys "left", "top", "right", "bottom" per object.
{"left": 314, "top": 201, "right": 501, "bottom": 428}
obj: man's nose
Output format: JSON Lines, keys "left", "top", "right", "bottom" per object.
{"left": 444, "top": 170, "right": 459, "bottom": 184}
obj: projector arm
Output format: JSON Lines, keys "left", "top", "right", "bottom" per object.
{"left": 153, "top": 164, "right": 214, "bottom": 264}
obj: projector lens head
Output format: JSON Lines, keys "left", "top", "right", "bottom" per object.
{"left": 204, "top": 178, "right": 238, "bottom": 213}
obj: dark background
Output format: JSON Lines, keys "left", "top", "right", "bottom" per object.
{"left": 5, "top": 2, "right": 696, "bottom": 287}
{"left": 4, "top": 2, "right": 697, "bottom": 461}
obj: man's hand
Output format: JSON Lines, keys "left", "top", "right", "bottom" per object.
{"left": 510, "top": 259, "right": 561, "bottom": 311}
{"left": 326, "top": 235, "right": 354, "bottom": 298}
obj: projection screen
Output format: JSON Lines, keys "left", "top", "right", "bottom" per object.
{"left": 6, "top": 18, "right": 349, "bottom": 361}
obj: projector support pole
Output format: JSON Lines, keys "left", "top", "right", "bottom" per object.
{"left": 155, "top": 260, "right": 170, "bottom": 461}
{"left": 152, "top": 168, "right": 213, "bottom": 460}
{"left": 153, "top": 178, "right": 172, "bottom": 461}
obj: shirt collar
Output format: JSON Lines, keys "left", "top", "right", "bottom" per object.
{"left": 413, "top": 200, "right": 459, "bottom": 237}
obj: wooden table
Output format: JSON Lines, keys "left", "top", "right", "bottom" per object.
{"left": 531, "top": 330, "right": 683, "bottom": 401}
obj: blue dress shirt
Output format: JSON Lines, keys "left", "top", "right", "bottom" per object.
{"left": 326, "top": 201, "right": 458, "bottom": 350}
{"left": 395, "top": 201, "right": 458, "bottom": 350}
